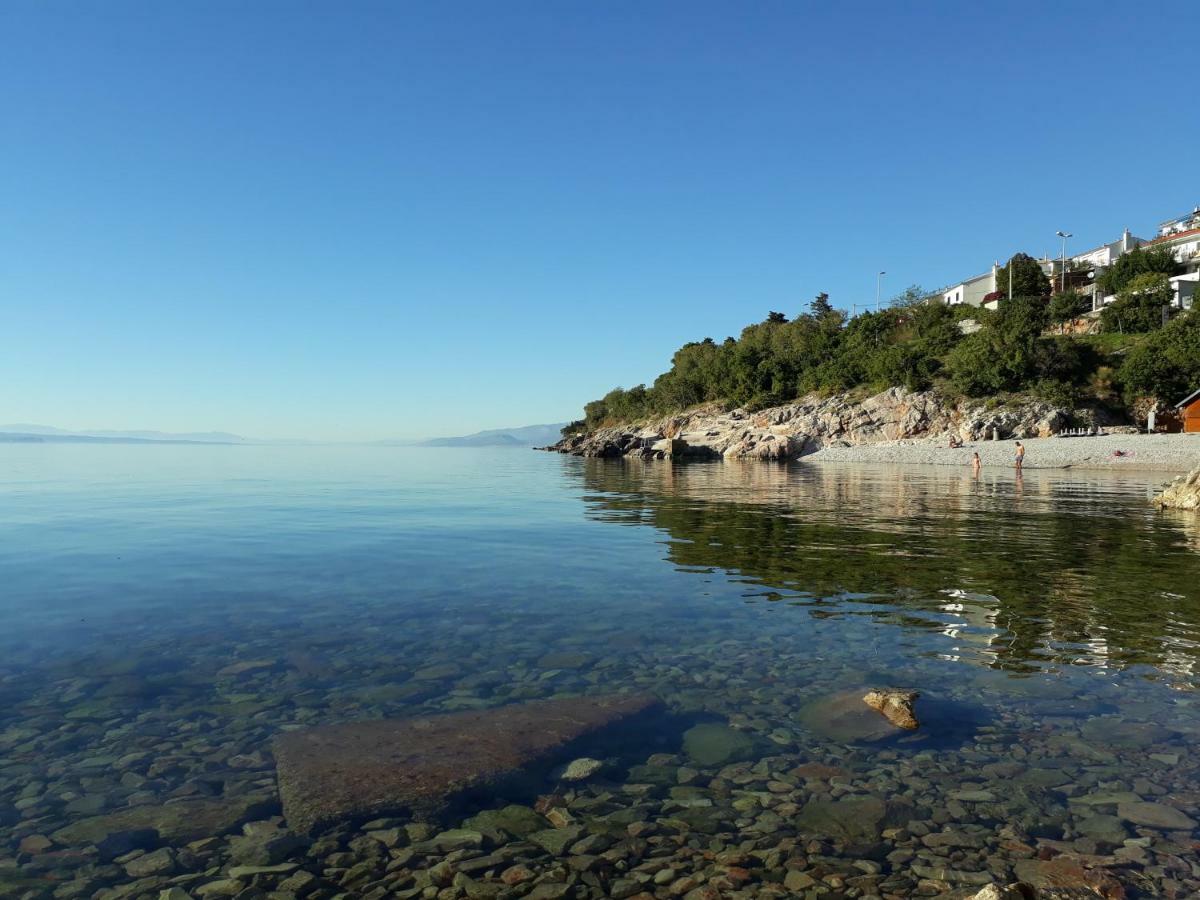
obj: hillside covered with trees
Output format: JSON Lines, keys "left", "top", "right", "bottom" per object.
{"left": 571, "top": 248, "right": 1199, "bottom": 433}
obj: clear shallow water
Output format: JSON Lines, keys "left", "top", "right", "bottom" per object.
{"left": 2, "top": 445, "right": 1200, "bottom": 899}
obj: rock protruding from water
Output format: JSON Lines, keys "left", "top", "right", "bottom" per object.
{"left": 863, "top": 688, "right": 920, "bottom": 730}
{"left": 1155, "top": 465, "right": 1200, "bottom": 510}
{"left": 273, "top": 693, "right": 660, "bottom": 834}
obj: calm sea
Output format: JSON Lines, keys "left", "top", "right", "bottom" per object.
{"left": 2, "top": 444, "right": 1199, "bottom": 897}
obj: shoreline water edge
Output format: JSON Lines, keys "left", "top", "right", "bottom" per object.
{"left": 543, "top": 387, "right": 1200, "bottom": 474}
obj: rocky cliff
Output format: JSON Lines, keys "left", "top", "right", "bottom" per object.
{"left": 1155, "top": 465, "right": 1200, "bottom": 510}
{"left": 545, "top": 388, "right": 1103, "bottom": 460}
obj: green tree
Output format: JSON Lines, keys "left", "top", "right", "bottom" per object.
{"left": 1048, "top": 290, "right": 1087, "bottom": 332}
{"left": 945, "top": 296, "right": 1049, "bottom": 396}
{"left": 809, "top": 292, "right": 834, "bottom": 317}
{"left": 1095, "top": 246, "right": 1182, "bottom": 296}
{"left": 766, "top": 311, "right": 788, "bottom": 324}
{"left": 887, "top": 284, "right": 936, "bottom": 309}
{"left": 1119, "top": 309, "right": 1200, "bottom": 402}
{"left": 995, "top": 253, "right": 1051, "bottom": 300}
{"left": 1099, "top": 273, "right": 1174, "bottom": 334}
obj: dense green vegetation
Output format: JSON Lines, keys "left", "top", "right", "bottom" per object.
{"left": 1099, "top": 273, "right": 1174, "bottom": 334}
{"left": 1095, "top": 245, "right": 1182, "bottom": 296}
{"left": 569, "top": 251, "right": 1197, "bottom": 433}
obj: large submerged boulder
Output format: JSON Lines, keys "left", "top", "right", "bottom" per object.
{"left": 273, "top": 693, "right": 660, "bottom": 834}
{"left": 796, "top": 690, "right": 913, "bottom": 743}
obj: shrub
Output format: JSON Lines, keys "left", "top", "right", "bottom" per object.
{"left": 1118, "top": 309, "right": 1200, "bottom": 403}
{"left": 1096, "top": 245, "right": 1182, "bottom": 296}
{"left": 1048, "top": 290, "right": 1088, "bottom": 328}
{"left": 995, "top": 253, "right": 1051, "bottom": 300}
{"left": 1099, "top": 273, "right": 1174, "bottom": 333}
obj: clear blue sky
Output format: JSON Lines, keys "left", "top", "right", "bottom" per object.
{"left": 3, "top": 2, "right": 1197, "bottom": 440}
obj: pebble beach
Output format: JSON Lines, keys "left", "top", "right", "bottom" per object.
{"left": 804, "top": 432, "right": 1200, "bottom": 473}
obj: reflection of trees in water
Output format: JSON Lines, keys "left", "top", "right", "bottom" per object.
{"left": 573, "top": 459, "right": 1200, "bottom": 678}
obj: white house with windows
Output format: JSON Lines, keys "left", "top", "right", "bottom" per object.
{"left": 1152, "top": 208, "right": 1200, "bottom": 310}
{"left": 1089, "top": 209, "right": 1200, "bottom": 310}
{"left": 1070, "top": 228, "right": 1144, "bottom": 272}
{"left": 1152, "top": 208, "right": 1200, "bottom": 271}
{"left": 932, "top": 209, "right": 1200, "bottom": 313}
{"left": 1170, "top": 272, "right": 1197, "bottom": 310}
{"left": 941, "top": 265, "right": 999, "bottom": 308}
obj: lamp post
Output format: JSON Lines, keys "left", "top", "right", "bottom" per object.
{"left": 1055, "top": 230, "right": 1072, "bottom": 293}
{"left": 876, "top": 271, "right": 886, "bottom": 308}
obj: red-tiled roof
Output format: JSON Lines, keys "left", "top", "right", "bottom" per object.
{"left": 1152, "top": 226, "right": 1200, "bottom": 244}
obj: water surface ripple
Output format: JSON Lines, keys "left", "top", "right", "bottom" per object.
{"left": 1, "top": 445, "right": 1198, "bottom": 898}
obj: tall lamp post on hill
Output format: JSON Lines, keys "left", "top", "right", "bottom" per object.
{"left": 876, "top": 270, "right": 886, "bottom": 308}
{"left": 1055, "top": 230, "right": 1072, "bottom": 293}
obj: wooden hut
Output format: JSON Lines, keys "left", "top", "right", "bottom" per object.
{"left": 1177, "top": 389, "right": 1200, "bottom": 433}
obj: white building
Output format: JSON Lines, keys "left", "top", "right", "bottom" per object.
{"left": 1092, "top": 209, "right": 1200, "bottom": 310}
{"left": 1169, "top": 272, "right": 1197, "bottom": 310}
{"left": 1151, "top": 207, "right": 1200, "bottom": 270}
{"left": 1068, "top": 228, "right": 1144, "bottom": 273}
{"left": 933, "top": 211, "right": 1199, "bottom": 313}
{"left": 940, "top": 264, "right": 999, "bottom": 308}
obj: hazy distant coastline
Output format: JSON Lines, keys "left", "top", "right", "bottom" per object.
{"left": 0, "top": 422, "right": 570, "bottom": 448}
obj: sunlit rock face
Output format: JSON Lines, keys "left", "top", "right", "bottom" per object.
{"left": 1156, "top": 465, "right": 1200, "bottom": 510}
{"left": 549, "top": 387, "right": 1088, "bottom": 460}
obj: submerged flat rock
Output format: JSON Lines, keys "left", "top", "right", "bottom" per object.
{"left": 52, "top": 795, "right": 277, "bottom": 847}
{"left": 797, "top": 691, "right": 906, "bottom": 743}
{"left": 274, "top": 693, "right": 660, "bottom": 834}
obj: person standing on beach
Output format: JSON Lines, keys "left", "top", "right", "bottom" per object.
{"left": 1015, "top": 441, "right": 1025, "bottom": 471}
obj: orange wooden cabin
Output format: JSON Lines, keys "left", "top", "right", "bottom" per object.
{"left": 1178, "top": 389, "right": 1200, "bottom": 433}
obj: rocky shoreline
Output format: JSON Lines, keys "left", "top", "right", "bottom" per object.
{"left": 1155, "top": 465, "right": 1200, "bottom": 509}
{"left": 543, "top": 389, "right": 1113, "bottom": 462}
{"left": 543, "top": 389, "right": 1200, "bottom": 474}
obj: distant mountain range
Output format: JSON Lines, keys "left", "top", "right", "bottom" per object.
{"left": 0, "top": 422, "right": 570, "bottom": 448}
{"left": 419, "top": 423, "right": 568, "bottom": 448}
{"left": 0, "top": 424, "right": 248, "bottom": 445}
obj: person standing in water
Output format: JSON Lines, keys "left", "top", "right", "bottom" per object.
{"left": 1015, "top": 441, "right": 1025, "bottom": 471}
{"left": 972, "top": 451, "right": 981, "bottom": 475}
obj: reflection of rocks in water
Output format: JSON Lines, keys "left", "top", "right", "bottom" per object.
{"left": 578, "top": 458, "right": 1200, "bottom": 678}
{"left": 273, "top": 694, "right": 661, "bottom": 834}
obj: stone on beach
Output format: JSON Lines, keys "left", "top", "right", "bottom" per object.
{"left": 862, "top": 688, "right": 920, "bottom": 729}
{"left": 272, "top": 693, "right": 660, "bottom": 834}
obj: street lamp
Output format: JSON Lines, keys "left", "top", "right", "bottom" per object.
{"left": 1055, "top": 231, "right": 1072, "bottom": 293}
{"left": 876, "top": 271, "right": 886, "bottom": 307}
